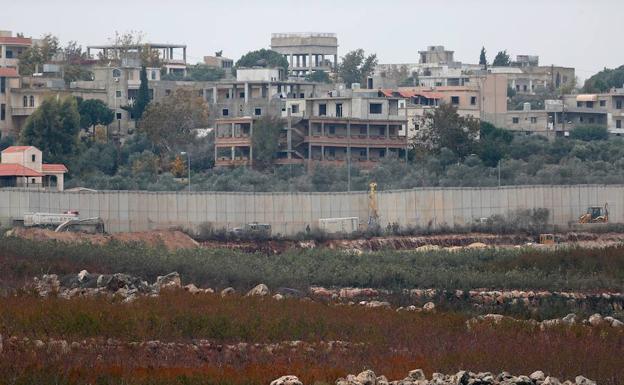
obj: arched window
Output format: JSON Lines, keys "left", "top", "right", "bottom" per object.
{"left": 112, "top": 69, "right": 121, "bottom": 78}
{"left": 23, "top": 96, "right": 28, "bottom": 107}
{"left": 29, "top": 95, "right": 34, "bottom": 107}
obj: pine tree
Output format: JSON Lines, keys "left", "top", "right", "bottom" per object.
{"left": 479, "top": 47, "right": 487, "bottom": 67}
{"left": 134, "top": 66, "right": 150, "bottom": 121}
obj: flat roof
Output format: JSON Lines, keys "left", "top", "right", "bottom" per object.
{"left": 88, "top": 43, "right": 186, "bottom": 49}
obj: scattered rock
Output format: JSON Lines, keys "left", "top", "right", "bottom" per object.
{"left": 221, "top": 287, "right": 236, "bottom": 297}
{"left": 270, "top": 375, "right": 303, "bottom": 385}
{"left": 155, "top": 272, "right": 181, "bottom": 290}
{"left": 530, "top": 371, "right": 545, "bottom": 382}
{"left": 423, "top": 302, "right": 436, "bottom": 312}
{"left": 184, "top": 283, "right": 200, "bottom": 294}
{"left": 575, "top": 376, "right": 596, "bottom": 385}
{"left": 356, "top": 370, "right": 378, "bottom": 385}
{"left": 588, "top": 313, "right": 602, "bottom": 326}
{"left": 246, "top": 284, "right": 270, "bottom": 297}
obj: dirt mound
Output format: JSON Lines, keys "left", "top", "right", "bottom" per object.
{"left": 8, "top": 228, "right": 198, "bottom": 250}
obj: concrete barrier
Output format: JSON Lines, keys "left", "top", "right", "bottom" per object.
{"left": 1, "top": 185, "right": 621, "bottom": 235}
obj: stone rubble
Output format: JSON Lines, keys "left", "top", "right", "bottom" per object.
{"left": 275, "top": 369, "right": 597, "bottom": 385}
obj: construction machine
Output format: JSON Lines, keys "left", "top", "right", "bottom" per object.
{"left": 578, "top": 203, "right": 609, "bottom": 224}
{"left": 368, "top": 182, "right": 379, "bottom": 228}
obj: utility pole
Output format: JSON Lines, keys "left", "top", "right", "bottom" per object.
{"left": 498, "top": 159, "right": 501, "bottom": 187}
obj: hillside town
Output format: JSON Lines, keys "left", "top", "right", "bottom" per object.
{"left": 1, "top": 29, "right": 623, "bottom": 190}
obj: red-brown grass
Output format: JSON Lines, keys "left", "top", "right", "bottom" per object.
{"left": 0, "top": 291, "right": 623, "bottom": 385}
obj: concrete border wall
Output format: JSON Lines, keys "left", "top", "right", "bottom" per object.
{"left": 1, "top": 185, "right": 622, "bottom": 235}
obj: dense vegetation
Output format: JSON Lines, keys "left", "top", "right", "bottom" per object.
{"left": 1, "top": 235, "right": 623, "bottom": 292}
{"left": 583, "top": 64, "right": 624, "bottom": 92}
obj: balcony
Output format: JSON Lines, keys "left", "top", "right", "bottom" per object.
{"left": 215, "top": 157, "right": 251, "bottom": 167}
{"left": 11, "top": 106, "right": 36, "bottom": 116}
{"left": 304, "top": 134, "right": 407, "bottom": 148}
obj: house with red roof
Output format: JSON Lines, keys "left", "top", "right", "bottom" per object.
{"left": 0, "top": 146, "right": 67, "bottom": 191}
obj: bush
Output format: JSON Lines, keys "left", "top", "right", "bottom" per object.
{"left": 569, "top": 125, "right": 609, "bottom": 141}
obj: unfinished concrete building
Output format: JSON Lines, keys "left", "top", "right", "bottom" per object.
{"left": 87, "top": 42, "right": 187, "bottom": 76}
{"left": 270, "top": 33, "right": 338, "bottom": 77}
{"left": 418, "top": 46, "right": 455, "bottom": 65}
{"left": 214, "top": 87, "right": 408, "bottom": 168}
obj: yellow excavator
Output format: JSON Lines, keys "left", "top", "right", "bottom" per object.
{"left": 578, "top": 203, "right": 609, "bottom": 224}
{"left": 368, "top": 182, "right": 379, "bottom": 227}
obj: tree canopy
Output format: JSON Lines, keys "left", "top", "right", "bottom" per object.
{"left": 161, "top": 64, "right": 225, "bottom": 81}
{"left": 569, "top": 125, "right": 609, "bottom": 141}
{"left": 17, "top": 34, "right": 60, "bottom": 75}
{"left": 19, "top": 96, "right": 81, "bottom": 164}
{"left": 337, "top": 49, "right": 378, "bottom": 88}
{"left": 417, "top": 103, "right": 480, "bottom": 159}
{"left": 479, "top": 47, "right": 487, "bottom": 66}
{"left": 492, "top": 50, "right": 511, "bottom": 66}
{"left": 77, "top": 98, "right": 114, "bottom": 130}
{"left": 252, "top": 115, "right": 284, "bottom": 170}
{"left": 236, "top": 49, "right": 289, "bottom": 73}
{"left": 582, "top": 65, "right": 624, "bottom": 93}
{"left": 305, "top": 70, "right": 331, "bottom": 83}
{"left": 138, "top": 89, "right": 209, "bottom": 153}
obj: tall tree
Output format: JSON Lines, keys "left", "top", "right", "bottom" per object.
{"left": 305, "top": 70, "right": 331, "bottom": 83}
{"left": 138, "top": 89, "right": 209, "bottom": 153}
{"left": 123, "top": 66, "right": 150, "bottom": 122}
{"left": 418, "top": 103, "right": 480, "bottom": 159}
{"left": 252, "top": 115, "right": 284, "bottom": 170}
{"left": 17, "top": 34, "right": 60, "bottom": 75}
{"left": 492, "top": 50, "right": 511, "bottom": 66}
{"left": 20, "top": 97, "right": 81, "bottom": 163}
{"left": 337, "top": 49, "right": 378, "bottom": 88}
{"left": 236, "top": 49, "right": 289, "bottom": 73}
{"left": 479, "top": 47, "right": 487, "bottom": 67}
{"left": 582, "top": 65, "right": 624, "bottom": 92}
{"left": 62, "top": 41, "right": 93, "bottom": 84}
{"left": 77, "top": 98, "right": 114, "bottom": 132}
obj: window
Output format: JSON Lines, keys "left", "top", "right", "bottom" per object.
{"left": 586, "top": 101, "right": 594, "bottom": 108}
{"left": 530, "top": 117, "right": 537, "bottom": 124}
{"left": 451, "top": 96, "right": 459, "bottom": 105}
{"left": 239, "top": 92, "right": 245, "bottom": 99}
{"left": 0, "top": 77, "right": 5, "bottom": 94}
{"left": 617, "top": 100, "right": 623, "bottom": 109}
{"left": 254, "top": 108, "right": 262, "bottom": 116}
{"left": 336, "top": 103, "right": 343, "bottom": 117}
{"left": 222, "top": 108, "right": 229, "bottom": 116}
{"left": 523, "top": 85, "right": 527, "bottom": 92}
{"left": 328, "top": 126, "right": 336, "bottom": 135}
{"left": 112, "top": 69, "right": 121, "bottom": 78}
{"left": 369, "top": 103, "right": 382, "bottom": 114}
{"left": 29, "top": 95, "right": 34, "bottom": 107}
{"left": 151, "top": 70, "right": 157, "bottom": 80}
{"left": 512, "top": 117, "right": 519, "bottom": 124}
{"left": 300, "top": 93, "right": 304, "bottom": 98}
{"left": 165, "top": 89, "right": 171, "bottom": 96}
{"left": 600, "top": 100, "right": 606, "bottom": 107}
{"left": 23, "top": 96, "right": 28, "bottom": 107}
{"left": 319, "top": 104, "right": 327, "bottom": 116}
{"left": 470, "top": 96, "right": 476, "bottom": 105}
{"left": 31, "top": 154, "right": 36, "bottom": 162}
{"left": 617, "top": 120, "right": 622, "bottom": 129}
{"left": 291, "top": 104, "right": 299, "bottom": 114}
{"left": 5, "top": 50, "right": 13, "bottom": 59}
{"left": 0, "top": 104, "right": 5, "bottom": 120}
{"left": 116, "top": 112, "right": 122, "bottom": 120}
{"left": 116, "top": 90, "right": 122, "bottom": 98}
{"left": 577, "top": 102, "right": 582, "bottom": 108}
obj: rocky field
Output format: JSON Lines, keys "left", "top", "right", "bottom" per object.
{"left": 0, "top": 234, "right": 623, "bottom": 384}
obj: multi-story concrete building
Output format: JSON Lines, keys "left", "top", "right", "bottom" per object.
{"left": 215, "top": 87, "right": 409, "bottom": 168}
{"left": 0, "top": 31, "right": 33, "bottom": 70}
{"left": 203, "top": 54, "right": 234, "bottom": 78}
{"left": 545, "top": 89, "right": 624, "bottom": 136}
{"left": 270, "top": 33, "right": 338, "bottom": 77}
{"left": 419, "top": 46, "right": 456, "bottom": 65}
{"left": 72, "top": 63, "right": 158, "bottom": 136}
